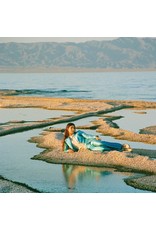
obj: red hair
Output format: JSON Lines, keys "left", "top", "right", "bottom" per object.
{"left": 62, "top": 123, "right": 76, "bottom": 151}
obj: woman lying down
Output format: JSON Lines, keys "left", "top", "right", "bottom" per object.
{"left": 62, "top": 123, "right": 132, "bottom": 153}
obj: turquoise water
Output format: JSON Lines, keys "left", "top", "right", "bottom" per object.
{"left": 0, "top": 71, "right": 156, "bottom": 100}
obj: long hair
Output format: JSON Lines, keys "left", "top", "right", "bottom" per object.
{"left": 62, "top": 123, "right": 76, "bottom": 151}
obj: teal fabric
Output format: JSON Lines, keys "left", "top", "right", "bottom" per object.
{"left": 64, "top": 130, "right": 122, "bottom": 153}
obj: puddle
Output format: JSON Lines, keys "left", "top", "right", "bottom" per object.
{"left": 105, "top": 109, "right": 156, "bottom": 133}
{"left": 0, "top": 108, "right": 74, "bottom": 123}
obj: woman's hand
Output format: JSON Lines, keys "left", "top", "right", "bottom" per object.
{"left": 96, "top": 135, "right": 101, "bottom": 140}
{"left": 67, "top": 149, "right": 75, "bottom": 153}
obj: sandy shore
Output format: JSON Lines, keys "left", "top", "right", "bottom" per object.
{"left": 140, "top": 126, "right": 156, "bottom": 135}
{"left": 1, "top": 67, "right": 156, "bottom": 73}
{"left": 124, "top": 175, "right": 156, "bottom": 192}
{"left": 1, "top": 95, "right": 156, "bottom": 192}
{"left": 30, "top": 129, "right": 156, "bottom": 192}
{"left": 30, "top": 131, "right": 156, "bottom": 173}
{"left": 0, "top": 176, "right": 39, "bottom": 193}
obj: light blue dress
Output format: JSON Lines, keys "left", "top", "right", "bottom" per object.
{"left": 64, "top": 130, "right": 122, "bottom": 153}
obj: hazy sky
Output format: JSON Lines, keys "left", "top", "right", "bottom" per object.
{"left": 0, "top": 37, "right": 117, "bottom": 43}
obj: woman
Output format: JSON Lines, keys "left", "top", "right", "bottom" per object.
{"left": 62, "top": 123, "right": 132, "bottom": 153}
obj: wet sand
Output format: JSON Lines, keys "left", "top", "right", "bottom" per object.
{"left": 0, "top": 176, "right": 39, "bottom": 193}
{"left": 124, "top": 175, "right": 156, "bottom": 192}
{"left": 1, "top": 95, "right": 156, "bottom": 192}
{"left": 140, "top": 126, "right": 156, "bottom": 135}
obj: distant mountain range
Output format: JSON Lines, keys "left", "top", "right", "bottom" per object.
{"left": 0, "top": 37, "right": 156, "bottom": 71}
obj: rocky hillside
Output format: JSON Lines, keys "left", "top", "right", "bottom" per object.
{"left": 0, "top": 37, "right": 156, "bottom": 69}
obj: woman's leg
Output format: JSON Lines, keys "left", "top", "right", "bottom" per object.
{"left": 101, "top": 140, "right": 122, "bottom": 151}
{"left": 90, "top": 139, "right": 122, "bottom": 151}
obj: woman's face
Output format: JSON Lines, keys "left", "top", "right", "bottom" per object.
{"left": 68, "top": 125, "right": 76, "bottom": 136}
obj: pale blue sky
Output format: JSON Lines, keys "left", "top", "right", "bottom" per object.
{"left": 0, "top": 37, "right": 117, "bottom": 43}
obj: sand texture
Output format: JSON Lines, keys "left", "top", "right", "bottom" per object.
{"left": 1, "top": 95, "right": 156, "bottom": 192}
{"left": 0, "top": 176, "right": 39, "bottom": 193}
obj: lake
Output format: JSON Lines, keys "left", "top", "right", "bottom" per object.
{"left": 0, "top": 71, "right": 156, "bottom": 101}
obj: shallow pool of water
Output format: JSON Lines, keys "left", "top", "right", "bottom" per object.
{"left": 0, "top": 128, "right": 149, "bottom": 193}
{"left": 106, "top": 109, "right": 156, "bottom": 133}
{"left": 0, "top": 108, "right": 74, "bottom": 123}
{"left": 0, "top": 108, "right": 154, "bottom": 193}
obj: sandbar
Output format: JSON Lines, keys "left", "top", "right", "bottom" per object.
{"left": 1, "top": 95, "right": 156, "bottom": 192}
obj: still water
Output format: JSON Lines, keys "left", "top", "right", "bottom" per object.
{"left": 0, "top": 71, "right": 156, "bottom": 101}
{"left": 0, "top": 108, "right": 154, "bottom": 193}
{"left": 0, "top": 128, "right": 148, "bottom": 193}
{"left": 1, "top": 71, "right": 155, "bottom": 192}
{"left": 0, "top": 108, "right": 74, "bottom": 123}
{"left": 106, "top": 109, "right": 156, "bottom": 134}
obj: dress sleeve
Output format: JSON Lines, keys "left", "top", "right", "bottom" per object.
{"left": 64, "top": 142, "right": 69, "bottom": 152}
{"left": 78, "top": 130, "right": 96, "bottom": 140}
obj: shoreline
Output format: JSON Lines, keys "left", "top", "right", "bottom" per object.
{"left": 1, "top": 95, "right": 156, "bottom": 192}
{"left": 0, "top": 67, "right": 156, "bottom": 73}
{"left": 0, "top": 175, "right": 40, "bottom": 193}
{"left": 30, "top": 128, "right": 156, "bottom": 174}
{"left": 1, "top": 96, "right": 156, "bottom": 140}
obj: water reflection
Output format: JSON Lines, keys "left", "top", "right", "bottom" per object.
{"left": 62, "top": 164, "right": 132, "bottom": 190}
{"left": 0, "top": 107, "right": 153, "bottom": 192}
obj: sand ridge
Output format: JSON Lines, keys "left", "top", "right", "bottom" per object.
{"left": 30, "top": 130, "right": 156, "bottom": 174}
{"left": 1, "top": 95, "right": 156, "bottom": 192}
